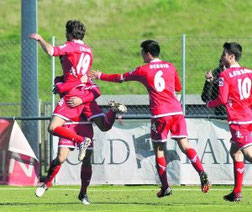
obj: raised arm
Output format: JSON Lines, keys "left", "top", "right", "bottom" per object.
{"left": 29, "top": 33, "right": 53, "bottom": 56}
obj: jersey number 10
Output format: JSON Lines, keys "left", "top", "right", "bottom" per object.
{"left": 238, "top": 77, "right": 251, "bottom": 100}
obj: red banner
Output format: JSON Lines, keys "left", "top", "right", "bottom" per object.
{"left": 0, "top": 119, "right": 39, "bottom": 186}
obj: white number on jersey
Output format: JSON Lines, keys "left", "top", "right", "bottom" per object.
{"left": 154, "top": 70, "right": 165, "bottom": 92}
{"left": 76, "top": 53, "right": 91, "bottom": 75}
{"left": 238, "top": 77, "right": 251, "bottom": 100}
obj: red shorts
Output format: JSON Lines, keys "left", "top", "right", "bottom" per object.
{"left": 58, "top": 121, "right": 94, "bottom": 149}
{"left": 151, "top": 115, "right": 188, "bottom": 142}
{"left": 229, "top": 124, "right": 252, "bottom": 149}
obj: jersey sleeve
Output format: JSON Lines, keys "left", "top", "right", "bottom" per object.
{"left": 53, "top": 43, "right": 73, "bottom": 56}
{"left": 207, "top": 72, "right": 229, "bottom": 108}
{"left": 56, "top": 79, "right": 82, "bottom": 94}
{"left": 99, "top": 67, "right": 142, "bottom": 83}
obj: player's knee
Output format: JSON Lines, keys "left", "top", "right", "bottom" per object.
{"left": 56, "top": 155, "right": 66, "bottom": 164}
{"left": 48, "top": 124, "right": 55, "bottom": 134}
{"left": 230, "top": 151, "right": 243, "bottom": 161}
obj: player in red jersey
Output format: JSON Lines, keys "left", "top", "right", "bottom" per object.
{"left": 207, "top": 42, "right": 252, "bottom": 202}
{"left": 29, "top": 20, "right": 92, "bottom": 160}
{"left": 35, "top": 115, "right": 94, "bottom": 205}
{"left": 89, "top": 40, "right": 210, "bottom": 197}
{"left": 30, "top": 20, "right": 126, "bottom": 160}
{"left": 35, "top": 76, "right": 126, "bottom": 204}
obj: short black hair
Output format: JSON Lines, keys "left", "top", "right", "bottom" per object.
{"left": 65, "top": 20, "right": 86, "bottom": 40}
{"left": 223, "top": 42, "right": 242, "bottom": 61}
{"left": 141, "top": 40, "right": 160, "bottom": 57}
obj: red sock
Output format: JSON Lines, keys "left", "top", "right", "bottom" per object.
{"left": 45, "top": 160, "right": 61, "bottom": 188}
{"left": 186, "top": 148, "right": 204, "bottom": 174}
{"left": 53, "top": 126, "right": 84, "bottom": 144}
{"left": 103, "top": 110, "right": 116, "bottom": 130}
{"left": 80, "top": 164, "right": 92, "bottom": 194}
{"left": 156, "top": 156, "right": 169, "bottom": 189}
{"left": 233, "top": 161, "right": 244, "bottom": 194}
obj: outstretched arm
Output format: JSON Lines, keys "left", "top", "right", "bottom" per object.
{"left": 29, "top": 33, "right": 53, "bottom": 56}
{"left": 89, "top": 70, "right": 124, "bottom": 82}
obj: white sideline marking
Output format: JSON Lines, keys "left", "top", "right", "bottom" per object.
{"left": 0, "top": 187, "right": 252, "bottom": 191}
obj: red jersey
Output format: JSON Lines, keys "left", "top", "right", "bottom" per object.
{"left": 207, "top": 65, "right": 252, "bottom": 124}
{"left": 99, "top": 59, "right": 183, "bottom": 117}
{"left": 53, "top": 40, "right": 93, "bottom": 82}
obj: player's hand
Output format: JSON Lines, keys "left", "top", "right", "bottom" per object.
{"left": 66, "top": 97, "right": 83, "bottom": 108}
{"left": 29, "top": 33, "right": 42, "bottom": 41}
{"left": 89, "top": 70, "right": 101, "bottom": 79}
{"left": 80, "top": 74, "right": 88, "bottom": 83}
{"left": 205, "top": 71, "right": 213, "bottom": 82}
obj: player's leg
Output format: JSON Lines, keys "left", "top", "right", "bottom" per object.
{"left": 172, "top": 115, "right": 210, "bottom": 193}
{"left": 153, "top": 142, "right": 172, "bottom": 198}
{"left": 151, "top": 117, "right": 172, "bottom": 198}
{"left": 49, "top": 116, "right": 91, "bottom": 161}
{"left": 84, "top": 101, "right": 127, "bottom": 132}
{"left": 79, "top": 150, "right": 93, "bottom": 205}
{"left": 75, "top": 118, "right": 94, "bottom": 204}
{"left": 35, "top": 147, "right": 70, "bottom": 197}
{"left": 223, "top": 143, "right": 243, "bottom": 202}
{"left": 176, "top": 137, "right": 210, "bottom": 193}
{"left": 48, "top": 115, "right": 84, "bottom": 144}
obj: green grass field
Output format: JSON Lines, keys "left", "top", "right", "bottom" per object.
{"left": 1, "top": 185, "right": 252, "bottom": 212}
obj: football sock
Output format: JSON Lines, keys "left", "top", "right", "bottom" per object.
{"left": 45, "top": 159, "right": 61, "bottom": 188}
{"left": 233, "top": 161, "right": 244, "bottom": 194}
{"left": 186, "top": 148, "right": 204, "bottom": 174}
{"left": 80, "top": 164, "right": 92, "bottom": 194}
{"left": 53, "top": 126, "right": 84, "bottom": 144}
{"left": 103, "top": 110, "right": 116, "bottom": 130}
{"left": 156, "top": 156, "right": 169, "bottom": 189}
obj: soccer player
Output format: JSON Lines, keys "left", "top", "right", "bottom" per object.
{"left": 29, "top": 20, "right": 93, "bottom": 160}
{"left": 35, "top": 115, "right": 94, "bottom": 205}
{"left": 207, "top": 42, "right": 252, "bottom": 202}
{"left": 36, "top": 77, "right": 125, "bottom": 204}
{"left": 30, "top": 20, "right": 126, "bottom": 161}
{"left": 89, "top": 40, "right": 210, "bottom": 197}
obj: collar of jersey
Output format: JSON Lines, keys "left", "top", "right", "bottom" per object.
{"left": 71, "top": 40, "right": 84, "bottom": 44}
{"left": 230, "top": 63, "right": 240, "bottom": 68}
{"left": 150, "top": 58, "right": 161, "bottom": 63}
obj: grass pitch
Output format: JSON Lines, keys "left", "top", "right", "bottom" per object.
{"left": 0, "top": 185, "right": 252, "bottom": 212}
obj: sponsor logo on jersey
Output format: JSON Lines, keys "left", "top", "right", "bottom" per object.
{"left": 219, "top": 77, "right": 224, "bottom": 86}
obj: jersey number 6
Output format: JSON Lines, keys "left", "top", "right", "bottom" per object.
{"left": 154, "top": 70, "right": 165, "bottom": 92}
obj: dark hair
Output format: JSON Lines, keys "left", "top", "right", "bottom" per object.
{"left": 223, "top": 42, "right": 242, "bottom": 61}
{"left": 65, "top": 20, "right": 86, "bottom": 40}
{"left": 141, "top": 40, "right": 160, "bottom": 57}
